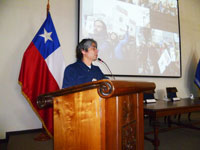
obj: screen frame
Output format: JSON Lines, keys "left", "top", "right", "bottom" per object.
{"left": 78, "top": 0, "right": 182, "bottom": 78}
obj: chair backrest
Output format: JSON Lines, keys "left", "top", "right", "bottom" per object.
{"left": 166, "top": 87, "right": 177, "bottom": 99}
{"left": 143, "top": 89, "right": 155, "bottom": 100}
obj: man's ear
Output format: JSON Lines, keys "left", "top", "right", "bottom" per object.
{"left": 81, "top": 49, "right": 86, "bottom": 55}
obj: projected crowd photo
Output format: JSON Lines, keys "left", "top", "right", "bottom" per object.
{"left": 79, "top": 0, "right": 181, "bottom": 77}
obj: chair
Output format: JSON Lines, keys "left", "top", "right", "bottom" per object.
{"left": 166, "top": 87, "right": 178, "bottom": 100}
{"left": 165, "top": 87, "right": 179, "bottom": 124}
{"left": 143, "top": 89, "right": 155, "bottom": 125}
{"left": 165, "top": 87, "right": 191, "bottom": 123}
{"left": 143, "top": 89, "right": 155, "bottom": 101}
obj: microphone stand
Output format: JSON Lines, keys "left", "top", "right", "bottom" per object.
{"left": 97, "top": 58, "right": 115, "bottom": 80}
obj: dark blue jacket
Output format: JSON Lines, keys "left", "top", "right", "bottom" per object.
{"left": 62, "top": 60, "right": 107, "bottom": 88}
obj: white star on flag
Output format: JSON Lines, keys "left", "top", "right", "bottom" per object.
{"left": 39, "top": 28, "right": 53, "bottom": 43}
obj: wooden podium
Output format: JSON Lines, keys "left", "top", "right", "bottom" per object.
{"left": 37, "top": 80, "right": 155, "bottom": 150}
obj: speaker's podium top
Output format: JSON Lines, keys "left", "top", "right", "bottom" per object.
{"left": 37, "top": 79, "right": 155, "bottom": 109}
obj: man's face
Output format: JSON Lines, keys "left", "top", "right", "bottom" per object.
{"left": 82, "top": 42, "right": 98, "bottom": 62}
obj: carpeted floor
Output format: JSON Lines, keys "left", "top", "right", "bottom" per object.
{"left": 1, "top": 112, "right": 200, "bottom": 150}
{"left": 144, "top": 124, "right": 200, "bottom": 150}
{"left": 144, "top": 112, "right": 200, "bottom": 150}
{"left": 7, "top": 132, "right": 53, "bottom": 150}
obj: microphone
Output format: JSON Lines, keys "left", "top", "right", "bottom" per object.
{"left": 97, "top": 58, "right": 115, "bottom": 80}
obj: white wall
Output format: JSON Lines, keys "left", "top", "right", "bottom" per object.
{"left": 0, "top": 0, "right": 78, "bottom": 139}
{"left": 0, "top": 0, "right": 199, "bottom": 139}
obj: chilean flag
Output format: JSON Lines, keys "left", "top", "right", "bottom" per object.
{"left": 18, "top": 12, "right": 65, "bottom": 137}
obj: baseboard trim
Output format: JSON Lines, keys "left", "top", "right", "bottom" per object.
{"left": 0, "top": 128, "right": 43, "bottom": 143}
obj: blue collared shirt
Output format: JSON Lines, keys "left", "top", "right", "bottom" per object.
{"left": 62, "top": 60, "right": 107, "bottom": 88}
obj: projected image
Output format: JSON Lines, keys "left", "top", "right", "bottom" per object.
{"left": 79, "top": 0, "right": 181, "bottom": 77}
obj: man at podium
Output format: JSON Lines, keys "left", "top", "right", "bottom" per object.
{"left": 62, "top": 38, "right": 107, "bottom": 88}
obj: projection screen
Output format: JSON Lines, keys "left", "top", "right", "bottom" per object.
{"left": 78, "top": 0, "right": 181, "bottom": 77}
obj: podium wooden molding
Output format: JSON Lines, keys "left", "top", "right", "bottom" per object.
{"left": 37, "top": 80, "right": 155, "bottom": 150}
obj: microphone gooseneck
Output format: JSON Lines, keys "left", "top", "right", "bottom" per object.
{"left": 98, "top": 58, "right": 115, "bottom": 80}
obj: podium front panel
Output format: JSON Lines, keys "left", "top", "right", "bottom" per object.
{"left": 54, "top": 88, "right": 102, "bottom": 150}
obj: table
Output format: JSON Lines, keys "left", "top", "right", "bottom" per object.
{"left": 144, "top": 97, "right": 200, "bottom": 150}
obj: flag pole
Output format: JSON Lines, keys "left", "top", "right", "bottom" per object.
{"left": 47, "top": 0, "right": 50, "bottom": 15}
{"left": 34, "top": 0, "right": 52, "bottom": 141}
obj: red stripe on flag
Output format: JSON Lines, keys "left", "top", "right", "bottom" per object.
{"left": 19, "top": 42, "right": 59, "bottom": 135}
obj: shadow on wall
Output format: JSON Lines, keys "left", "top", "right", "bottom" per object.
{"left": 155, "top": 89, "right": 165, "bottom": 100}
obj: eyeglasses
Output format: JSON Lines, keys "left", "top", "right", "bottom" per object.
{"left": 89, "top": 46, "right": 97, "bottom": 51}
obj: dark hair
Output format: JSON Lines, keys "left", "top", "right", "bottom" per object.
{"left": 76, "top": 38, "right": 97, "bottom": 60}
